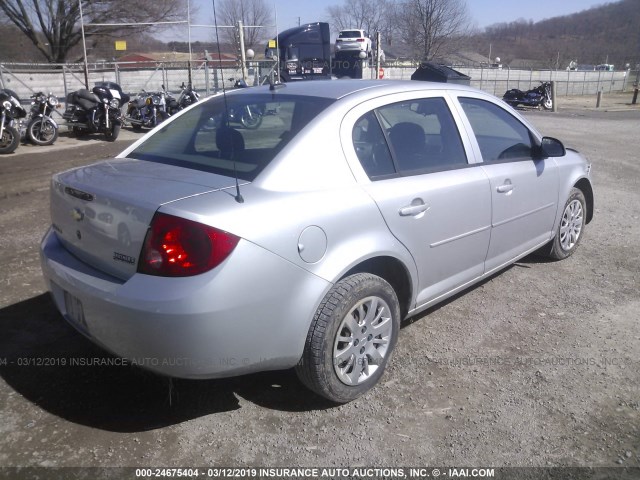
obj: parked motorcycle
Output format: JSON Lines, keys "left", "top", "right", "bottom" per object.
{"left": 126, "top": 89, "right": 169, "bottom": 131}
{"left": 503, "top": 82, "right": 553, "bottom": 110}
{"left": 63, "top": 81, "right": 129, "bottom": 141}
{"left": 166, "top": 82, "right": 200, "bottom": 115}
{"left": 27, "top": 91, "right": 60, "bottom": 146}
{"left": 0, "top": 88, "right": 27, "bottom": 154}
{"left": 218, "top": 79, "right": 264, "bottom": 130}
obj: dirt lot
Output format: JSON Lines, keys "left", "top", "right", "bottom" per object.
{"left": 0, "top": 94, "right": 639, "bottom": 475}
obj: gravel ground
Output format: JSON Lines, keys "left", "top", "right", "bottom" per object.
{"left": 0, "top": 95, "right": 638, "bottom": 474}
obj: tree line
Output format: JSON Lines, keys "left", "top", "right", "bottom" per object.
{"left": 0, "top": 0, "right": 637, "bottom": 68}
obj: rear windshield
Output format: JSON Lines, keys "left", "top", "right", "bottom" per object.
{"left": 128, "top": 93, "right": 334, "bottom": 181}
{"left": 339, "top": 31, "right": 363, "bottom": 38}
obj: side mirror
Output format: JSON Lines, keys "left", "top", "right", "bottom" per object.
{"left": 540, "top": 136, "right": 565, "bottom": 157}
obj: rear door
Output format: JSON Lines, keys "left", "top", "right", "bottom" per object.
{"left": 343, "top": 93, "right": 492, "bottom": 309}
{"left": 455, "top": 96, "right": 559, "bottom": 273}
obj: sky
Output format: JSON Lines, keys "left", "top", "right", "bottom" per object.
{"left": 187, "top": 0, "right": 608, "bottom": 41}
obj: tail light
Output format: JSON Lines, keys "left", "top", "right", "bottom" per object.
{"left": 138, "top": 212, "right": 239, "bottom": 277}
{"left": 357, "top": 39, "right": 365, "bottom": 42}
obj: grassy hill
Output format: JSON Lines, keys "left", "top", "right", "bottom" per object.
{"left": 464, "top": 0, "right": 640, "bottom": 69}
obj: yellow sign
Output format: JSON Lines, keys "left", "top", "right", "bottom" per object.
{"left": 115, "top": 41, "right": 127, "bottom": 51}
{"left": 268, "top": 39, "right": 276, "bottom": 48}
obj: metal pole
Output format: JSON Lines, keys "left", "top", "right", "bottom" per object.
{"left": 187, "top": 0, "right": 193, "bottom": 63}
{"left": 204, "top": 59, "right": 210, "bottom": 96}
{"left": 609, "top": 70, "right": 614, "bottom": 93}
{"left": 187, "top": 0, "right": 194, "bottom": 87}
{"left": 375, "top": 32, "right": 381, "bottom": 79}
{"left": 239, "top": 20, "right": 248, "bottom": 82}
{"left": 79, "top": 0, "right": 90, "bottom": 88}
{"left": 62, "top": 66, "right": 68, "bottom": 102}
{"left": 551, "top": 81, "right": 557, "bottom": 112}
{"left": 596, "top": 89, "right": 602, "bottom": 108}
{"left": 0, "top": 65, "right": 5, "bottom": 89}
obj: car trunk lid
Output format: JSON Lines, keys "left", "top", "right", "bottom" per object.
{"left": 50, "top": 157, "right": 240, "bottom": 280}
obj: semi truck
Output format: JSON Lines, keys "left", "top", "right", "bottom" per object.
{"left": 265, "top": 22, "right": 366, "bottom": 81}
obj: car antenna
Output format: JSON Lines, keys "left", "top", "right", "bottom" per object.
{"left": 212, "top": 0, "right": 244, "bottom": 204}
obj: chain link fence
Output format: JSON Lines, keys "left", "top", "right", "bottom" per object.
{"left": 0, "top": 60, "right": 279, "bottom": 106}
{"left": 1, "top": 61, "right": 636, "bottom": 107}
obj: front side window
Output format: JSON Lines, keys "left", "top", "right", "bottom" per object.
{"left": 128, "top": 94, "right": 334, "bottom": 181}
{"left": 459, "top": 97, "right": 534, "bottom": 162}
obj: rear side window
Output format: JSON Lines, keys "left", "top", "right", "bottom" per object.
{"left": 352, "top": 111, "right": 395, "bottom": 178}
{"left": 128, "top": 94, "right": 334, "bottom": 181}
{"left": 352, "top": 98, "right": 467, "bottom": 179}
{"left": 353, "top": 98, "right": 467, "bottom": 178}
{"left": 459, "top": 97, "right": 533, "bottom": 162}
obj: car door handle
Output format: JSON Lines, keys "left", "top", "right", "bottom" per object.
{"left": 496, "top": 183, "right": 514, "bottom": 193}
{"left": 399, "top": 203, "right": 430, "bottom": 216}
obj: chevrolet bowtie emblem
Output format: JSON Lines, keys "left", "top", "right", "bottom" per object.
{"left": 71, "top": 208, "right": 84, "bottom": 222}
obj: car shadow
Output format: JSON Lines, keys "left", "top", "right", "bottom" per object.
{"left": 0, "top": 294, "right": 334, "bottom": 433}
{"left": 400, "top": 250, "right": 555, "bottom": 328}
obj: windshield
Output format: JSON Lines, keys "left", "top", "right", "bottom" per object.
{"left": 128, "top": 93, "right": 334, "bottom": 181}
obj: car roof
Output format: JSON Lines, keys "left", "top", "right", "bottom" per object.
{"left": 230, "top": 80, "right": 480, "bottom": 101}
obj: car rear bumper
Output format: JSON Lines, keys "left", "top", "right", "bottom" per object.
{"left": 40, "top": 228, "right": 330, "bottom": 379}
{"left": 336, "top": 41, "right": 368, "bottom": 51}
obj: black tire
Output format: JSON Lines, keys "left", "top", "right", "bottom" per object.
{"left": 104, "top": 121, "right": 121, "bottom": 142}
{"left": 0, "top": 125, "right": 20, "bottom": 154}
{"left": 28, "top": 117, "right": 58, "bottom": 146}
{"left": 543, "top": 97, "right": 553, "bottom": 110}
{"left": 545, "top": 187, "right": 586, "bottom": 260}
{"left": 240, "top": 110, "right": 262, "bottom": 130}
{"left": 127, "top": 107, "right": 142, "bottom": 131}
{"left": 296, "top": 273, "right": 400, "bottom": 403}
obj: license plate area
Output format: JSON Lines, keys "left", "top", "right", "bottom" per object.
{"left": 64, "top": 290, "right": 89, "bottom": 333}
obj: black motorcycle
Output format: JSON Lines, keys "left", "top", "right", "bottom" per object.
{"left": 27, "top": 91, "right": 60, "bottom": 146}
{"left": 221, "top": 79, "right": 264, "bottom": 130}
{"left": 0, "top": 88, "right": 27, "bottom": 154}
{"left": 503, "top": 82, "right": 553, "bottom": 110}
{"left": 63, "top": 82, "right": 129, "bottom": 141}
{"left": 126, "top": 89, "right": 169, "bottom": 131}
{"left": 166, "top": 82, "right": 200, "bottom": 115}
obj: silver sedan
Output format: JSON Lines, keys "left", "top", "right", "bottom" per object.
{"left": 40, "top": 80, "right": 593, "bottom": 403}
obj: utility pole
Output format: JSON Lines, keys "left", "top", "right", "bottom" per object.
{"left": 375, "top": 32, "right": 381, "bottom": 79}
{"left": 239, "top": 20, "right": 248, "bottom": 82}
{"left": 78, "top": 0, "right": 90, "bottom": 88}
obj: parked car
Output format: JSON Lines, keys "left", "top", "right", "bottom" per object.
{"left": 335, "top": 29, "right": 372, "bottom": 55}
{"left": 40, "top": 81, "right": 593, "bottom": 403}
